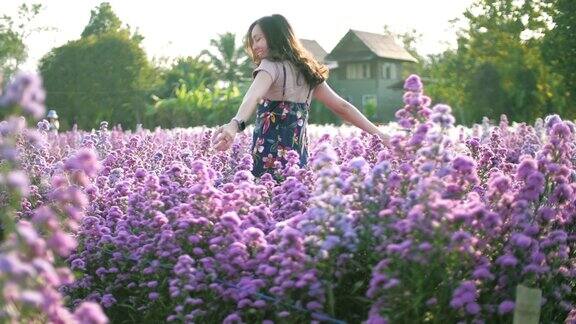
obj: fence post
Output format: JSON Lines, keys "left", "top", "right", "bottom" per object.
{"left": 513, "top": 284, "right": 542, "bottom": 324}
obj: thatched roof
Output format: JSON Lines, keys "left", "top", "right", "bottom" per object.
{"left": 300, "top": 39, "right": 329, "bottom": 63}
{"left": 326, "top": 29, "right": 418, "bottom": 63}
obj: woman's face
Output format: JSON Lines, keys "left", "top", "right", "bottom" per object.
{"left": 251, "top": 24, "right": 269, "bottom": 59}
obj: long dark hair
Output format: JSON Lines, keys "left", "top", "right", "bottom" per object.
{"left": 245, "top": 14, "right": 328, "bottom": 88}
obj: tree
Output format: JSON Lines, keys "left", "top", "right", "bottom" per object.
{"left": 382, "top": 25, "right": 425, "bottom": 76}
{"left": 200, "top": 32, "right": 253, "bottom": 85}
{"left": 0, "top": 3, "right": 45, "bottom": 79}
{"left": 39, "top": 3, "right": 156, "bottom": 130}
{"left": 425, "top": 0, "right": 567, "bottom": 125}
{"left": 145, "top": 82, "right": 242, "bottom": 129}
{"left": 0, "top": 29, "right": 25, "bottom": 79}
{"left": 464, "top": 62, "right": 508, "bottom": 123}
{"left": 153, "top": 56, "right": 219, "bottom": 99}
{"left": 541, "top": 0, "right": 576, "bottom": 109}
{"left": 80, "top": 2, "right": 143, "bottom": 44}
{"left": 80, "top": 2, "right": 121, "bottom": 38}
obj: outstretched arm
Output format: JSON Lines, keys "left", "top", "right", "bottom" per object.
{"left": 313, "top": 81, "right": 389, "bottom": 142}
{"left": 212, "top": 71, "right": 273, "bottom": 151}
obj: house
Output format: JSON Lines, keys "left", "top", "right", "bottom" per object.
{"left": 300, "top": 39, "right": 337, "bottom": 69}
{"left": 325, "top": 29, "right": 418, "bottom": 122}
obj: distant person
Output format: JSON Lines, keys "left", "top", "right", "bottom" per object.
{"left": 212, "top": 14, "right": 388, "bottom": 177}
{"left": 46, "top": 109, "right": 60, "bottom": 132}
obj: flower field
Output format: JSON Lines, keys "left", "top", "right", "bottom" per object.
{"left": 1, "top": 74, "right": 575, "bottom": 324}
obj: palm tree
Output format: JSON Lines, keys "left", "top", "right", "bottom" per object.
{"left": 200, "top": 32, "right": 253, "bottom": 86}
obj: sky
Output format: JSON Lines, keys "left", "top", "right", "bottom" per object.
{"left": 1, "top": 0, "right": 476, "bottom": 71}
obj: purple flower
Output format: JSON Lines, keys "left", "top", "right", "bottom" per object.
{"left": 95, "top": 267, "right": 107, "bottom": 277}
{"left": 306, "top": 301, "right": 323, "bottom": 310}
{"left": 221, "top": 212, "right": 241, "bottom": 228}
{"left": 6, "top": 170, "right": 30, "bottom": 196}
{"left": 520, "top": 172, "right": 545, "bottom": 201}
{"left": 473, "top": 267, "right": 494, "bottom": 280}
{"left": 64, "top": 149, "right": 100, "bottom": 178}
{"left": 349, "top": 157, "right": 369, "bottom": 173}
{"left": 526, "top": 172, "right": 545, "bottom": 188}
{"left": 383, "top": 278, "right": 400, "bottom": 289}
{"left": 15, "top": 221, "right": 38, "bottom": 245}
{"left": 20, "top": 290, "right": 44, "bottom": 307}
{"left": 74, "top": 302, "right": 109, "bottom": 324}
{"left": 498, "top": 301, "right": 515, "bottom": 314}
{"left": 433, "top": 104, "right": 451, "bottom": 114}
{"left": 277, "top": 311, "right": 290, "bottom": 318}
{"left": 47, "top": 231, "right": 77, "bottom": 257}
{"left": 497, "top": 254, "right": 518, "bottom": 267}
{"left": 135, "top": 168, "right": 147, "bottom": 179}
{"left": 511, "top": 233, "right": 532, "bottom": 248}
{"left": 367, "top": 313, "right": 389, "bottom": 324}
{"left": 243, "top": 227, "right": 265, "bottom": 241}
{"left": 450, "top": 297, "right": 464, "bottom": 309}
{"left": 516, "top": 158, "right": 537, "bottom": 180}
{"left": 405, "top": 93, "right": 424, "bottom": 106}
{"left": 149, "top": 292, "right": 160, "bottom": 300}
{"left": 544, "top": 114, "right": 562, "bottom": 129}
{"left": 386, "top": 240, "right": 412, "bottom": 254}
{"left": 430, "top": 104, "right": 455, "bottom": 127}
{"left": 71, "top": 259, "right": 86, "bottom": 270}
{"left": 551, "top": 121, "right": 572, "bottom": 139}
{"left": 101, "top": 294, "right": 116, "bottom": 308}
{"left": 523, "top": 264, "right": 546, "bottom": 275}
{"left": 488, "top": 174, "right": 510, "bottom": 194}
{"left": 451, "top": 281, "right": 477, "bottom": 309}
{"left": 37, "top": 119, "right": 50, "bottom": 131}
{"left": 550, "top": 184, "right": 573, "bottom": 204}
{"left": 223, "top": 313, "right": 242, "bottom": 324}
{"left": 404, "top": 74, "right": 423, "bottom": 92}
{"left": 460, "top": 291, "right": 476, "bottom": 304}
{"left": 452, "top": 156, "right": 476, "bottom": 173}
{"left": 147, "top": 281, "right": 158, "bottom": 288}
{"left": 0, "top": 72, "right": 46, "bottom": 119}
{"left": 465, "top": 302, "right": 481, "bottom": 315}
{"left": 418, "top": 242, "right": 432, "bottom": 251}
{"left": 451, "top": 230, "right": 472, "bottom": 243}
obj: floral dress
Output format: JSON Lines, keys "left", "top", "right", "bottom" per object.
{"left": 251, "top": 63, "right": 312, "bottom": 177}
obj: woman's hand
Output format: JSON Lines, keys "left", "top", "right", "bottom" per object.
{"left": 211, "top": 121, "right": 238, "bottom": 151}
{"left": 375, "top": 131, "right": 391, "bottom": 146}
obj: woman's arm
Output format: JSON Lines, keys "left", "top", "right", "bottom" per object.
{"left": 233, "top": 71, "right": 273, "bottom": 122}
{"left": 212, "top": 71, "right": 273, "bottom": 151}
{"left": 313, "top": 81, "right": 389, "bottom": 141}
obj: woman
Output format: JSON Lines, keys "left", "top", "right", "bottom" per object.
{"left": 212, "top": 14, "right": 388, "bottom": 177}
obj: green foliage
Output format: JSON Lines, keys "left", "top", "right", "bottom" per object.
{"left": 143, "top": 54, "right": 250, "bottom": 128}
{"left": 308, "top": 100, "right": 340, "bottom": 125}
{"left": 0, "top": 3, "right": 44, "bottom": 79}
{"left": 383, "top": 25, "right": 426, "bottom": 76}
{"left": 145, "top": 82, "right": 242, "bottom": 129}
{"left": 38, "top": 2, "right": 158, "bottom": 130}
{"left": 153, "top": 56, "right": 219, "bottom": 100}
{"left": 0, "top": 29, "right": 25, "bottom": 81}
{"left": 39, "top": 32, "right": 157, "bottom": 130}
{"left": 80, "top": 2, "right": 122, "bottom": 38}
{"left": 423, "top": 0, "right": 572, "bottom": 125}
{"left": 541, "top": 0, "right": 576, "bottom": 104}
{"left": 200, "top": 32, "right": 253, "bottom": 85}
{"left": 363, "top": 100, "right": 377, "bottom": 121}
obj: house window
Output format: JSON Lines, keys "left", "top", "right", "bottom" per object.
{"left": 346, "top": 63, "right": 371, "bottom": 79}
{"left": 382, "top": 63, "right": 397, "bottom": 80}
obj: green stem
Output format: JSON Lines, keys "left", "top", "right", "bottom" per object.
{"left": 327, "top": 281, "right": 335, "bottom": 317}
